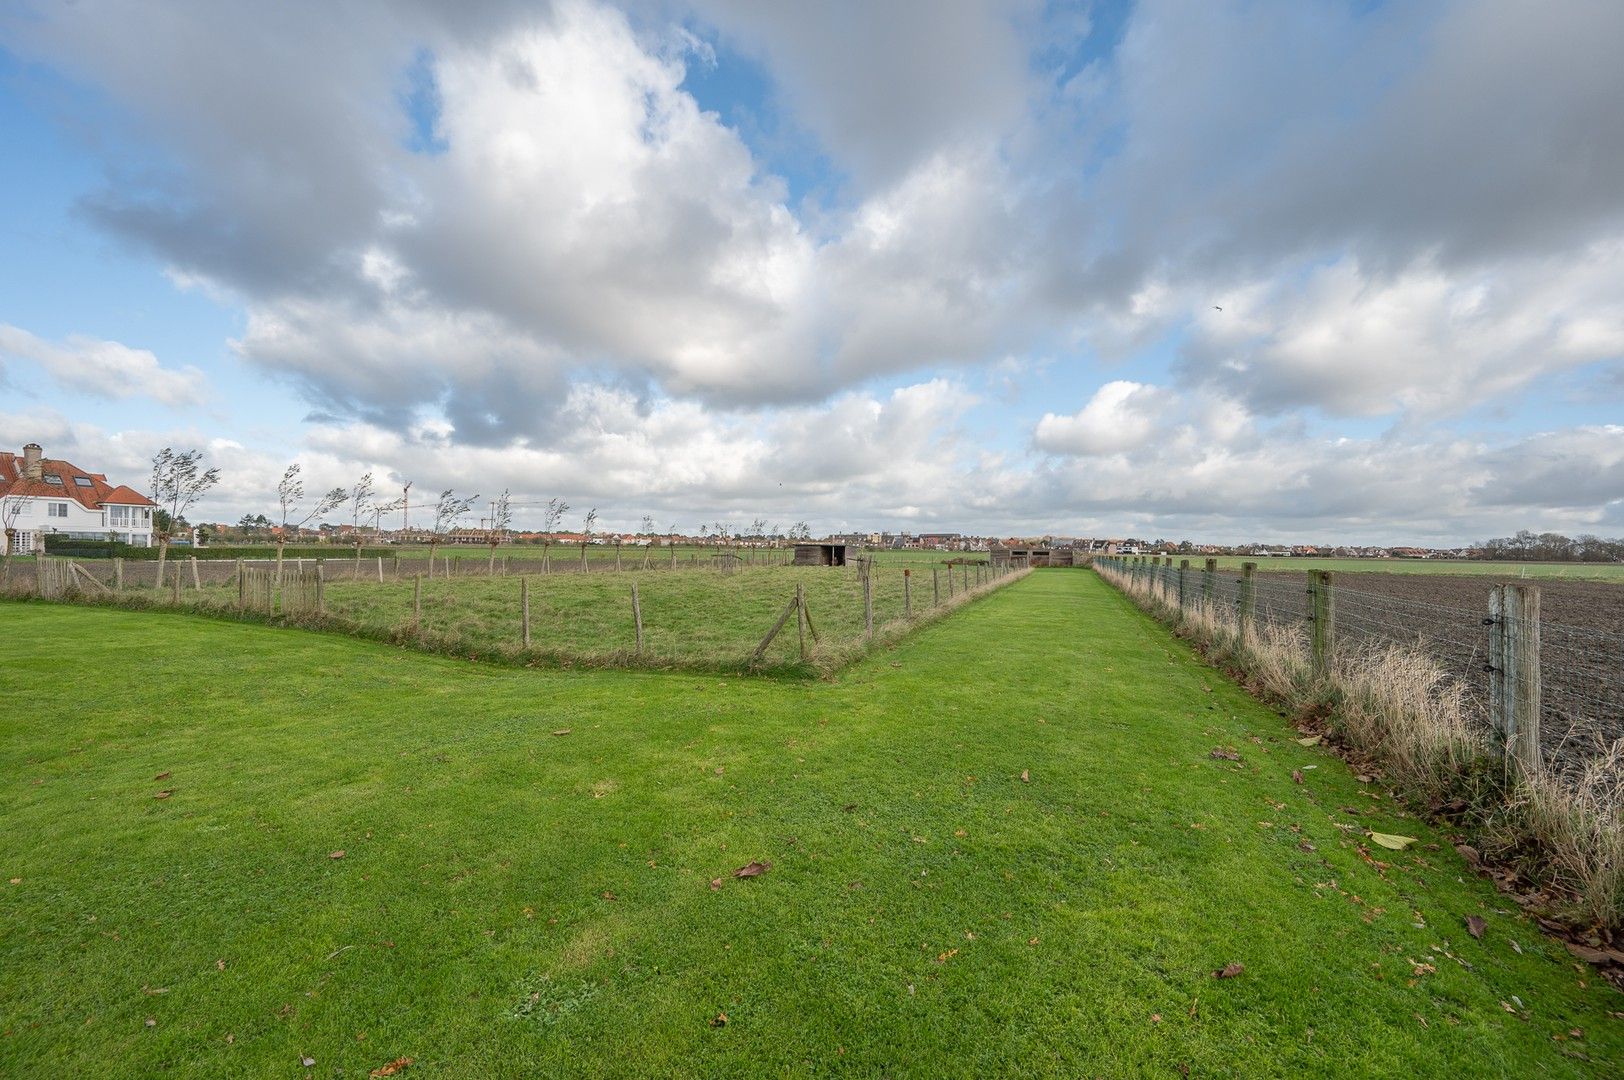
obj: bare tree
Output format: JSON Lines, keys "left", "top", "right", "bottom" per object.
{"left": 275, "top": 463, "right": 344, "bottom": 582}
{"left": 1, "top": 493, "right": 23, "bottom": 568}
{"left": 539, "top": 497, "right": 569, "bottom": 572}
{"left": 428, "top": 489, "right": 477, "bottom": 575}
{"left": 348, "top": 472, "right": 376, "bottom": 571}
{"left": 150, "top": 448, "right": 220, "bottom": 588}
{"left": 637, "top": 515, "right": 656, "bottom": 568}
{"left": 580, "top": 507, "right": 598, "bottom": 570}
{"left": 487, "top": 489, "right": 512, "bottom": 574}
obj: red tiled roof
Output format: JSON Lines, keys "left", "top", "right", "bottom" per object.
{"left": 0, "top": 451, "right": 156, "bottom": 510}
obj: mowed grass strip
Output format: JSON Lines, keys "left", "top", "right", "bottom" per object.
{"left": 0, "top": 573, "right": 1617, "bottom": 1078}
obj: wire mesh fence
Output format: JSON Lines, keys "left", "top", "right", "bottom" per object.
{"left": 1098, "top": 556, "right": 1623, "bottom": 784}
{"left": 0, "top": 554, "right": 1027, "bottom": 673}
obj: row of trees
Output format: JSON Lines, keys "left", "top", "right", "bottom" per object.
{"left": 1469, "top": 531, "right": 1624, "bottom": 563}
{"left": 139, "top": 448, "right": 817, "bottom": 579}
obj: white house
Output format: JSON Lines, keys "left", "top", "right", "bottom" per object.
{"left": 1, "top": 443, "right": 156, "bottom": 554}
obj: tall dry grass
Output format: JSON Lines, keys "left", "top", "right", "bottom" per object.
{"left": 1096, "top": 561, "right": 1623, "bottom": 930}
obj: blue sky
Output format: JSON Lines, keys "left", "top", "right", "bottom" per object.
{"left": 2, "top": 1, "right": 1622, "bottom": 543}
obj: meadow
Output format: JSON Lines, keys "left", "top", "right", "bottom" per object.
{"left": 1, "top": 573, "right": 1619, "bottom": 1077}
{"left": 6, "top": 558, "right": 1012, "bottom": 675}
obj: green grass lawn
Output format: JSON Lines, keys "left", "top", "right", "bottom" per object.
{"left": 1, "top": 573, "right": 1618, "bottom": 1077}
{"left": 319, "top": 563, "right": 988, "bottom": 670}
{"left": 1199, "top": 555, "right": 1624, "bottom": 582}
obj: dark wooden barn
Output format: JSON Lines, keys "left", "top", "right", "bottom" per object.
{"left": 793, "top": 542, "right": 851, "bottom": 567}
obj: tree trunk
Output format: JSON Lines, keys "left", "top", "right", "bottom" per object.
{"left": 580, "top": 542, "right": 588, "bottom": 571}
{"left": 489, "top": 543, "right": 497, "bottom": 575}
{"left": 156, "top": 537, "right": 169, "bottom": 589}
{"left": 275, "top": 539, "right": 286, "bottom": 584}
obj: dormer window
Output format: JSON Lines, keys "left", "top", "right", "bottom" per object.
{"left": 44, "top": 475, "right": 63, "bottom": 485}
{"left": 74, "top": 476, "right": 94, "bottom": 487}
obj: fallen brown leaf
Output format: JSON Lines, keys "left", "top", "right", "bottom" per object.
{"left": 1292, "top": 769, "right": 1304, "bottom": 785}
{"left": 370, "top": 1057, "right": 414, "bottom": 1078}
{"left": 154, "top": 771, "right": 171, "bottom": 780}
{"left": 329, "top": 850, "right": 346, "bottom": 860}
{"left": 551, "top": 729, "right": 571, "bottom": 736}
{"left": 1465, "top": 915, "right": 1486, "bottom": 939}
{"left": 1209, "top": 748, "right": 1241, "bottom": 761}
{"left": 601, "top": 890, "right": 617, "bottom": 901}
{"left": 935, "top": 948, "right": 958, "bottom": 963}
{"left": 710, "top": 1012, "right": 728, "bottom": 1027}
{"left": 1213, "top": 962, "right": 1245, "bottom": 979}
{"left": 1565, "top": 941, "right": 1612, "bottom": 965}
{"left": 709, "top": 878, "right": 722, "bottom": 891}
{"left": 733, "top": 861, "right": 771, "bottom": 879}
{"left": 154, "top": 790, "right": 174, "bottom": 800}
{"left": 1020, "top": 769, "right": 1030, "bottom": 783}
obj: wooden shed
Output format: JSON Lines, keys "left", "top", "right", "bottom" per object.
{"left": 991, "top": 545, "right": 1079, "bottom": 568}
{"left": 793, "top": 542, "right": 851, "bottom": 567}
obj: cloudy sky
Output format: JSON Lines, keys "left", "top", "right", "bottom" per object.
{"left": 2, "top": 0, "right": 1622, "bottom": 543}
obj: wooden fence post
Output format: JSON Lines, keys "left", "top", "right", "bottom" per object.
{"left": 190, "top": 556, "right": 201, "bottom": 590}
{"left": 863, "top": 567, "right": 873, "bottom": 639}
{"left": 114, "top": 556, "right": 124, "bottom": 590}
{"left": 521, "top": 577, "right": 531, "bottom": 648}
{"left": 1203, "top": 558, "right": 1216, "bottom": 610}
{"left": 1238, "top": 562, "right": 1256, "bottom": 635}
{"left": 171, "top": 569, "right": 181, "bottom": 604}
{"left": 903, "top": 568, "right": 911, "bottom": 618}
{"left": 1309, "top": 571, "right": 1334, "bottom": 678}
{"left": 933, "top": 567, "right": 940, "bottom": 605}
{"left": 413, "top": 574, "right": 422, "bottom": 630}
{"left": 377, "top": 556, "right": 384, "bottom": 583}
{"left": 316, "top": 562, "right": 326, "bottom": 614}
{"left": 1177, "top": 559, "right": 1190, "bottom": 612}
{"left": 630, "top": 582, "right": 643, "bottom": 656}
{"left": 752, "top": 593, "right": 801, "bottom": 661}
{"left": 237, "top": 561, "right": 246, "bottom": 609}
{"left": 1489, "top": 584, "right": 1542, "bottom": 775}
{"left": 796, "top": 583, "right": 807, "bottom": 659}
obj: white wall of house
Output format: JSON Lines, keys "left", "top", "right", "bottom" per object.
{"left": 3, "top": 493, "right": 153, "bottom": 552}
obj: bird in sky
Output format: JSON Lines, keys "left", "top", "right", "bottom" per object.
{"left": 1213, "top": 305, "right": 1223, "bottom": 311}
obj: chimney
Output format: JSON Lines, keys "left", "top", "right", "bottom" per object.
{"left": 21, "top": 443, "right": 43, "bottom": 481}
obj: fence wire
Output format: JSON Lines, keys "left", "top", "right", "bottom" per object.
{"left": 1098, "top": 557, "right": 1623, "bottom": 783}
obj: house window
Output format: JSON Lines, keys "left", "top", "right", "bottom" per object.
{"left": 74, "top": 477, "right": 94, "bottom": 488}
{"left": 110, "top": 506, "right": 130, "bottom": 526}
{"left": 49, "top": 502, "right": 69, "bottom": 518}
